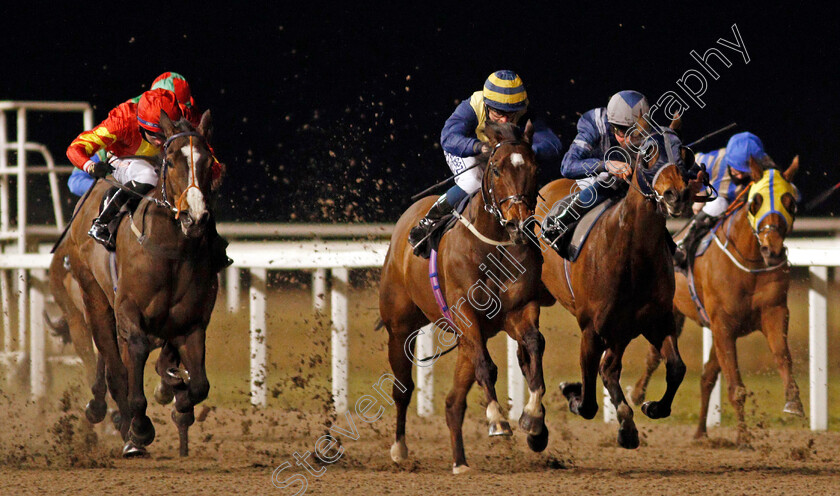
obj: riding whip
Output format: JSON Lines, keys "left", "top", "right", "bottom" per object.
{"left": 410, "top": 163, "right": 481, "bottom": 201}
{"left": 685, "top": 122, "right": 737, "bottom": 149}
{"left": 50, "top": 177, "right": 100, "bottom": 253}
{"left": 805, "top": 180, "right": 840, "bottom": 211}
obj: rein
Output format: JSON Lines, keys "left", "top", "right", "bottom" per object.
{"left": 459, "top": 139, "right": 532, "bottom": 246}
{"left": 712, "top": 200, "right": 788, "bottom": 274}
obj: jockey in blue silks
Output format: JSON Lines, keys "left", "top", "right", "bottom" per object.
{"left": 407, "top": 70, "right": 563, "bottom": 251}
{"left": 540, "top": 90, "right": 652, "bottom": 247}
{"left": 672, "top": 131, "right": 777, "bottom": 267}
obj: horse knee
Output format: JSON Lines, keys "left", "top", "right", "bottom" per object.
{"left": 728, "top": 385, "right": 747, "bottom": 406}
{"left": 667, "top": 359, "right": 686, "bottom": 383}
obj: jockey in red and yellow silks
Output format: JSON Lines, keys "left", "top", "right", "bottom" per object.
{"left": 67, "top": 89, "right": 182, "bottom": 249}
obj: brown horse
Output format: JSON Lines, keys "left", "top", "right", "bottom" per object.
{"left": 380, "top": 122, "right": 547, "bottom": 473}
{"left": 539, "top": 130, "right": 698, "bottom": 448}
{"left": 629, "top": 156, "right": 802, "bottom": 444}
{"left": 62, "top": 110, "right": 218, "bottom": 457}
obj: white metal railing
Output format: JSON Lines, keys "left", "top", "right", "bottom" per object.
{"left": 0, "top": 239, "right": 836, "bottom": 431}
{"left": 0, "top": 101, "right": 94, "bottom": 370}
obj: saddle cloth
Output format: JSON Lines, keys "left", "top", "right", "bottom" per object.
{"left": 548, "top": 199, "right": 617, "bottom": 262}
{"left": 414, "top": 194, "right": 473, "bottom": 259}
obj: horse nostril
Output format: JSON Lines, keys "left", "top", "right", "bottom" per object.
{"left": 196, "top": 211, "right": 210, "bottom": 227}
{"left": 664, "top": 188, "right": 677, "bottom": 203}
{"left": 760, "top": 245, "right": 771, "bottom": 257}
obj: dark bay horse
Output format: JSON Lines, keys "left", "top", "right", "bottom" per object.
{"left": 62, "top": 110, "right": 218, "bottom": 457}
{"left": 538, "top": 130, "right": 699, "bottom": 448}
{"left": 629, "top": 156, "right": 802, "bottom": 444}
{"left": 380, "top": 122, "right": 547, "bottom": 473}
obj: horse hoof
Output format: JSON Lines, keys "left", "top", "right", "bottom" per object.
{"left": 122, "top": 441, "right": 149, "bottom": 458}
{"left": 626, "top": 385, "right": 644, "bottom": 407}
{"left": 390, "top": 440, "right": 408, "bottom": 463}
{"left": 488, "top": 420, "right": 513, "bottom": 437}
{"left": 452, "top": 464, "right": 471, "bottom": 475}
{"left": 129, "top": 418, "right": 156, "bottom": 447}
{"left": 617, "top": 424, "right": 640, "bottom": 450}
{"left": 783, "top": 400, "right": 805, "bottom": 417}
{"left": 526, "top": 425, "right": 549, "bottom": 453}
{"left": 518, "top": 409, "right": 545, "bottom": 436}
{"left": 559, "top": 382, "right": 582, "bottom": 400}
{"left": 641, "top": 400, "right": 670, "bottom": 419}
{"left": 154, "top": 383, "right": 175, "bottom": 405}
{"left": 85, "top": 400, "right": 107, "bottom": 424}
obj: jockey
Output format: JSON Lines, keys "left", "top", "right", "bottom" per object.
{"left": 541, "top": 90, "right": 651, "bottom": 245}
{"left": 67, "top": 72, "right": 203, "bottom": 197}
{"left": 408, "top": 70, "right": 563, "bottom": 250}
{"left": 673, "top": 131, "right": 774, "bottom": 267}
{"left": 67, "top": 88, "right": 182, "bottom": 249}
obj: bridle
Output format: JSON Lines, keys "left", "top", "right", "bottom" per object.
{"left": 160, "top": 131, "right": 207, "bottom": 220}
{"left": 481, "top": 140, "right": 535, "bottom": 228}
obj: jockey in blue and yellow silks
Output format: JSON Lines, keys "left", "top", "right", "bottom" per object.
{"left": 408, "top": 70, "right": 563, "bottom": 251}
{"left": 673, "top": 131, "right": 776, "bottom": 267}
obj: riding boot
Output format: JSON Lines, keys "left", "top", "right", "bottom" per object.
{"left": 408, "top": 193, "right": 455, "bottom": 252}
{"left": 88, "top": 181, "right": 152, "bottom": 251}
{"left": 541, "top": 183, "right": 608, "bottom": 252}
{"left": 673, "top": 211, "right": 713, "bottom": 269}
{"left": 207, "top": 215, "right": 232, "bottom": 272}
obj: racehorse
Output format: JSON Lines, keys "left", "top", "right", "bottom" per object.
{"left": 62, "top": 110, "right": 218, "bottom": 457}
{"left": 629, "top": 156, "right": 802, "bottom": 445}
{"left": 538, "top": 127, "right": 700, "bottom": 448}
{"left": 380, "top": 122, "right": 547, "bottom": 473}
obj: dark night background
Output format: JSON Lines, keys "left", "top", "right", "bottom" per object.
{"left": 2, "top": 3, "right": 839, "bottom": 223}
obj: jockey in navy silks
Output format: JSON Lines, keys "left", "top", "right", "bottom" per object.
{"left": 408, "top": 70, "right": 563, "bottom": 251}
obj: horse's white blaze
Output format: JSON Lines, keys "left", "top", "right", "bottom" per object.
{"left": 486, "top": 400, "right": 504, "bottom": 424}
{"left": 524, "top": 388, "right": 544, "bottom": 418}
{"left": 510, "top": 153, "right": 525, "bottom": 167}
{"left": 180, "top": 144, "right": 206, "bottom": 217}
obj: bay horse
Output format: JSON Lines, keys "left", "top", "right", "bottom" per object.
{"left": 380, "top": 122, "right": 547, "bottom": 473}
{"left": 538, "top": 128, "right": 700, "bottom": 448}
{"left": 629, "top": 156, "right": 802, "bottom": 444}
{"left": 62, "top": 110, "right": 218, "bottom": 457}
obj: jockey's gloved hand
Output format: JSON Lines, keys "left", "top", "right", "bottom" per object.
{"left": 84, "top": 159, "right": 113, "bottom": 178}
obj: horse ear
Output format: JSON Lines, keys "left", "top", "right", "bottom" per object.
{"left": 523, "top": 120, "right": 535, "bottom": 144}
{"left": 669, "top": 113, "right": 682, "bottom": 131}
{"left": 749, "top": 156, "right": 763, "bottom": 181}
{"left": 159, "top": 110, "right": 176, "bottom": 137}
{"left": 484, "top": 121, "right": 502, "bottom": 145}
{"left": 783, "top": 155, "right": 799, "bottom": 182}
{"left": 198, "top": 110, "right": 213, "bottom": 143}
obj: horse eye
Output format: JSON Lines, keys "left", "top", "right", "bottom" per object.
{"left": 492, "top": 166, "right": 501, "bottom": 178}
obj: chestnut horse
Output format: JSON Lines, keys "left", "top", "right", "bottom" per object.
{"left": 539, "top": 129, "right": 699, "bottom": 448}
{"left": 62, "top": 110, "right": 217, "bottom": 457}
{"left": 380, "top": 122, "right": 547, "bottom": 473}
{"left": 629, "top": 156, "right": 802, "bottom": 444}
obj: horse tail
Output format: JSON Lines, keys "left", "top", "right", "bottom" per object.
{"left": 374, "top": 318, "right": 385, "bottom": 331}
{"left": 44, "top": 310, "right": 72, "bottom": 345}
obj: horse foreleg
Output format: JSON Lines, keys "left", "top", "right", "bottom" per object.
{"left": 83, "top": 291, "right": 130, "bottom": 439}
{"left": 121, "top": 326, "right": 154, "bottom": 457}
{"left": 696, "top": 344, "right": 721, "bottom": 439}
{"left": 629, "top": 343, "right": 661, "bottom": 407}
{"left": 85, "top": 354, "right": 108, "bottom": 424}
{"left": 631, "top": 310, "right": 683, "bottom": 405}
{"left": 153, "top": 343, "right": 179, "bottom": 405}
{"left": 601, "top": 345, "right": 639, "bottom": 449}
{"left": 171, "top": 327, "right": 210, "bottom": 457}
{"left": 445, "top": 350, "right": 475, "bottom": 474}
{"left": 505, "top": 303, "right": 548, "bottom": 451}
{"left": 385, "top": 321, "right": 417, "bottom": 464}
{"left": 560, "top": 327, "right": 603, "bottom": 420}
{"left": 464, "top": 328, "right": 509, "bottom": 438}
{"left": 713, "top": 323, "right": 750, "bottom": 445}
{"left": 761, "top": 306, "right": 804, "bottom": 417}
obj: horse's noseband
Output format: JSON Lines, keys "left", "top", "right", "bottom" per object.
{"left": 160, "top": 131, "right": 207, "bottom": 219}
{"left": 482, "top": 140, "right": 534, "bottom": 229}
